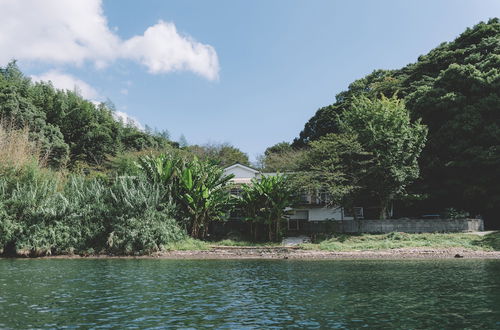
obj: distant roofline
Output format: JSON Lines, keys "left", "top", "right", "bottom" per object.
{"left": 223, "top": 163, "right": 260, "bottom": 173}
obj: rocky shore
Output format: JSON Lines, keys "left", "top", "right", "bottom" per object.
{"left": 151, "top": 247, "right": 500, "bottom": 259}
{"left": 12, "top": 246, "right": 498, "bottom": 260}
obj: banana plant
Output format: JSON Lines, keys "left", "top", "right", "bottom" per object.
{"left": 238, "top": 174, "right": 296, "bottom": 241}
{"left": 178, "top": 160, "right": 234, "bottom": 238}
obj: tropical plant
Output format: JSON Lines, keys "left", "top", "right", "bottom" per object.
{"left": 239, "top": 174, "right": 296, "bottom": 241}
{"left": 135, "top": 153, "right": 235, "bottom": 238}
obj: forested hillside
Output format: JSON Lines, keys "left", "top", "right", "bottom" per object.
{"left": 289, "top": 19, "right": 500, "bottom": 227}
{"left": 0, "top": 62, "right": 174, "bottom": 169}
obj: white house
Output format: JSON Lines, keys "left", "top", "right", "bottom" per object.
{"left": 223, "top": 163, "right": 363, "bottom": 230}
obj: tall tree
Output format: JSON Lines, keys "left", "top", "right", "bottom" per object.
{"left": 188, "top": 143, "right": 250, "bottom": 167}
{"left": 341, "top": 95, "right": 427, "bottom": 219}
{"left": 295, "top": 133, "right": 372, "bottom": 218}
{"left": 292, "top": 19, "right": 500, "bottom": 226}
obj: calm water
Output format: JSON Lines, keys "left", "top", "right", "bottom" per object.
{"left": 0, "top": 259, "right": 499, "bottom": 329}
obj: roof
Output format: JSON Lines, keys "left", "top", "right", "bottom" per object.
{"left": 223, "top": 163, "right": 260, "bottom": 174}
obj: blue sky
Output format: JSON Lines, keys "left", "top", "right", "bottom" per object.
{"left": 2, "top": 1, "right": 499, "bottom": 161}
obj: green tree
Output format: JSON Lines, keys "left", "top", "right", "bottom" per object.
{"left": 239, "top": 174, "right": 295, "bottom": 241}
{"left": 188, "top": 143, "right": 250, "bottom": 167}
{"left": 292, "top": 19, "right": 500, "bottom": 226}
{"left": 259, "top": 142, "right": 304, "bottom": 172}
{"left": 295, "top": 133, "right": 372, "bottom": 218}
{"left": 341, "top": 95, "right": 427, "bottom": 219}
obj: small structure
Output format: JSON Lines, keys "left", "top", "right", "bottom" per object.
{"left": 223, "top": 163, "right": 363, "bottom": 232}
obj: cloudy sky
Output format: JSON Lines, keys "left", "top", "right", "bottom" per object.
{"left": 1, "top": 0, "right": 498, "bottom": 160}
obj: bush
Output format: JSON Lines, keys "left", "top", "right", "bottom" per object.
{"left": 0, "top": 167, "right": 187, "bottom": 255}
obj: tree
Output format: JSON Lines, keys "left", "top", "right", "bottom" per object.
{"left": 177, "top": 160, "right": 234, "bottom": 238}
{"left": 178, "top": 134, "right": 188, "bottom": 148}
{"left": 295, "top": 133, "right": 372, "bottom": 218}
{"left": 341, "top": 95, "right": 427, "bottom": 219}
{"left": 239, "top": 174, "right": 295, "bottom": 241}
{"left": 188, "top": 143, "right": 250, "bottom": 167}
{"left": 292, "top": 19, "right": 500, "bottom": 226}
{"left": 259, "top": 142, "right": 305, "bottom": 172}
{"left": 136, "top": 153, "right": 235, "bottom": 238}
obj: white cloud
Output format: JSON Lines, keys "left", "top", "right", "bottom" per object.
{"left": 120, "top": 88, "right": 129, "bottom": 95}
{"left": 0, "top": 0, "right": 219, "bottom": 80}
{"left": 122, "top": 21, "right": 219, "bottom": 80}
{"left": 31, "top": 70, "right": 100, "bottom": 100}
{"left": 113, "top": 111, "right": 143, "bottom": 129}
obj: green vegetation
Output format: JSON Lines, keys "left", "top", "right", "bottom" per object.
{"left": 302, "top": 232, "right": 500, "bottom": 251}
{"left": 1, "top": 20, "right": 498, "bottom": 256}
{"left": 238, "top": 174, "right": 296, "bottom": 241}
{"left": 288, "top": 19, "right": 499, "bottom": 226}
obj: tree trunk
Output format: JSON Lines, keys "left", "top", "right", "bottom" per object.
{"left": 268, "top": 222, "right": 272, "bottom": 241}
{"left": 379, "top": 198, "right": 388, "bottom": 220}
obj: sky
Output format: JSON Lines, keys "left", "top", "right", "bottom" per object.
{"left": 1, "top": 0, "right": 498, "bottom": 162}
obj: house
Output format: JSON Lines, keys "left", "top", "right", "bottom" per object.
{"left": 223, "top": 163, "right": 364, "bottom": 231}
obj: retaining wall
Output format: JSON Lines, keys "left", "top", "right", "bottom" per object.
{"left": 300, "top": 218, "right": 484, "bottom": 234}
{"left": 210, "top": 218, "right": 484, "bottom": 238}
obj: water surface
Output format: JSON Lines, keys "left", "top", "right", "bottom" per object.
{"left": 0, "top": 259, "right": 499, "bottom": 328}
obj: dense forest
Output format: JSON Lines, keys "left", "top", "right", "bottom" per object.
{"left": 263, "top": 18, "right": 500, "bottom": 228}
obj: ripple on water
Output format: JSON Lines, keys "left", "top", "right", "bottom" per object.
{"left": 0, "top": 259, "right": 499, "bottom": 328}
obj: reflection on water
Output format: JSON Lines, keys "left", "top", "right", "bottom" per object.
{"left": 0, "top": 259, "right": 499, "bottom": 328}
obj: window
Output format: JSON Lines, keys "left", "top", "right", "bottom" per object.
{"left": 344, "top": 207, "right": 364, "bottom": 219}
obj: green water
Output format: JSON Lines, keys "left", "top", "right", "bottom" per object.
{"left": 0, "top": 259, "right": 499, "bottom": 329}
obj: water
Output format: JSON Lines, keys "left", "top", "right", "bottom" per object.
{"left": 0, "top": 259, "right": 499, "bottom": 329}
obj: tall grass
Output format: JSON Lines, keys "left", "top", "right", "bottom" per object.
{"left": 0, "top": 123, "right": 187, "bottom": 256}
{"left": 0, "top": 119, "right": 47, "bottom": 171}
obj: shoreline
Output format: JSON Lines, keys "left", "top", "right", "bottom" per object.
{"left": 2, "top": 247, "right": 500, "bottom": 260}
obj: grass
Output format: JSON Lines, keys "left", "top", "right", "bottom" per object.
{"left": 162, "top": 238, "right": 282, "bottom": 251}
{"left": 300, "top": 232, "right": 500, "bottom": 252}
{"left": 159, "top": 232, "right": 500, "bottom": 252}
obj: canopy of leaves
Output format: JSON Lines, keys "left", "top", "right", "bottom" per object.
{"left": 291, "top": 18, "right": 500, "bottom": 226}
{"left": 0, "top": 62, "right": 174, "bottom": 169}
{"left": 294, "top": 133, "right": 372, "bottom": 215}
{"left": 188, "top": 143, "right": 250, "bottom": 168}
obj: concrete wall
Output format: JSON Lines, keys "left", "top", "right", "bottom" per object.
{"left": 300, "top": 218, "right": 484, "bottom": 234}
{"left": 290, "top": 207, "right": 354, "bottom": 221}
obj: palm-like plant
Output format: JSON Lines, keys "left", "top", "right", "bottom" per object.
{"left": 239, "top": 174, "right": 296, "bottom": 241}
{"left": 136, "top": 153, "right": 235, "bottom": 239}
{"left": 178, "top": 160, "right": 234, "bottom": 238}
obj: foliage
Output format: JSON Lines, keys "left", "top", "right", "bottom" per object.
{"left": 188, "top": 143, "right": 250, "bottom": 167}
{"left": 0, "top": 62, "right": 174, "bottom": 169}
{"left": 294, "top": 133, "right": 372, "bottom": 217}
{"left": 340, "top": 95, "right": 427, "bottom": 218}
{"left": 292, "top": 19, "right": 500, "bottom": 226}
{"left": 258, "top": 142, "right": 305, "bottom": 172}
{"left": 136, "top": 153, "right": 235, "bottom": 238}
{"left": 238, "top": 174, "right": 296, "bottom": 241}
{"left": 0, "top": 151, "right": 186, "bottom": 256}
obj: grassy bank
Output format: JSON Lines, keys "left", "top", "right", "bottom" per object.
{"left": 301, "top": 232, "right": 500, "bottom": 252}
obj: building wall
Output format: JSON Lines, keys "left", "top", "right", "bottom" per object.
{"left": 224, "top": 166, "right": 257, "bottom": 179}
{"left": 290, "top": 207, "right": 354, "bottom": 221}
